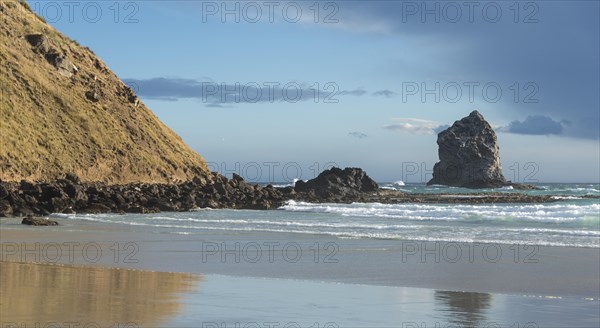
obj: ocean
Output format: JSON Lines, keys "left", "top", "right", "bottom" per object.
{"left": 47, "top": 183, "right": 600, "bottom": 248}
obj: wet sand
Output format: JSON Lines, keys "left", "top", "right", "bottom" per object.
{"left": 1, "top": 261, "right": 598, "bottom": 327}
{"left": 0, "top": 261, "right": 199, "bottom": 327}
{"left": 1, "top": 220, "right": 599, "bottom": 298}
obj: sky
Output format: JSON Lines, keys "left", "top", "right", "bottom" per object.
{"left": 26, "top": 0, "right": 600, "bottom": 183}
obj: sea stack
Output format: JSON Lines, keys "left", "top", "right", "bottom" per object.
{"left": 427, "top": 111, "right": 507, "bottom": 188}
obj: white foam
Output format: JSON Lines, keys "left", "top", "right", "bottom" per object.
{"left": 280, "top": 201, "right": 600, "bottom": 224}
{"left": 64, "top": 216, "right": 600, "bottom": 247}
{"left": 272, "top": 178, "right": 301, "bottom": 188}
{"left": 55, "top": 198, "right": 600, "bottom": 248}
{"left": 552, "top": 196, "right": 583, "bottom": 200}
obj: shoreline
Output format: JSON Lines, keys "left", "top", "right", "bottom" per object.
{"left": 3, "top": 175, "right": 592, "bottom": 218}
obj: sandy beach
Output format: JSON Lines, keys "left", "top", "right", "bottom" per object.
{"left": 2, "top": 217, "right": 599, "bottom": 297}
{"left": 1, "top": 217, "right": 599, "bottom": 327}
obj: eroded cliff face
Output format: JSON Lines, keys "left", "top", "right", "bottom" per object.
{"left": 0, "top": 1, "right": 209, "bottom": 184}
{"left": 428, "top": 111, "right": 507, "bottom": 188}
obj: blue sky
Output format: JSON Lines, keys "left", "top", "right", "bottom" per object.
{"left": 27, "top": 0, "right": 599, "bottom": 182}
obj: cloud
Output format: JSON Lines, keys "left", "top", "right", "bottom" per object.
{"left": 383, "top": 118, "right": 443, "bottom": 135}
{"left": 205, "top": 103, "right": 227, "bottom": 108}
{"left": 124, "top": 77, "right": 368, "bottom": 105}
{"left": 338, "top": 89, "right": 368, "bottom": 96}
{"left": 501, "top": 116, "right": 564, "bottom": 135}
{"left": 433, "top": 124, "right": 449, "bottom": 134}
{"left": 372, "top": 90, "right": 397, "bottom": 98}
{"left": 318, "top": 2, "right": 599, "bottom": 140}
{"left": 348, "top": 131, "right": 368, "bottom": 139}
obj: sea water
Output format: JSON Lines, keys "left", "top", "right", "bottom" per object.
{"left": 49, "top": 183, "right": 599, "bottom": 248}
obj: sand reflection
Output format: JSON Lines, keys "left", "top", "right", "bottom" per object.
{"left": 0, "top": 261, "right": 200, "bottom": 327}
{"left": 435, "top": 290, "right": 492, "bottom": 326}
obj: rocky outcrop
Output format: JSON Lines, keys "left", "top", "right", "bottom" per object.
{"left": 0, "top": 173, "right": 287, "bottom": 217}
{"left": 0, "top": 168, "right": 380, "bottom": 216}
{"left": 21, "top": 216, "right": 59, "bottom": 226}
{"left": 25, "top": 34, "right": 78, "bottom": 77}
{"left": 294, "top": 167, "right": 379, "bottom": 201}
{"left": 428, "top": 111, "right": 510, "bottom": 188}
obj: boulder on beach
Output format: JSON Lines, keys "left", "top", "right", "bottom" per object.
{"left": 295, "top": 167, "right": 379, "bottom": 197}
{"left": 21, "top": 216, "right": 59, "bottom": 226}
{"left": 427, "top": 111, "right": 508, "bottom": 188}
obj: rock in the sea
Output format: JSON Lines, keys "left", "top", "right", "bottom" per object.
{"left": 21, "top": 216, "right": 59, "bottom": 226}
{"left": 428, "top": 111, "right": 507, "bottom": 188}
{"left": 295, "top": 167, "right": 379, "bottom": 197}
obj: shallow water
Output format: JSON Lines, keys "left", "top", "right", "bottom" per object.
{"left": 2, "top": 261, "right": 598, "bottom": 328}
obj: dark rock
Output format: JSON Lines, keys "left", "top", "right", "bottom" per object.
{"left": 0, "top": 183, "right": 9, "bottom": 199}
{"left": 111, "top": 193, "right": 127, "bottom": 207}
{"left": 25, "top": 34, "right": 77, "bottom": 77}
{"left": 25, "top": 34, "right": 50, "bottom": 54}
{"left": 181, "top": 193, "right": 197, "bottom": 209}
{"left": 192, "top": 175, "right": 207, "bottom": 186}
{"left": 85, "top": 90, "right": 100, "bottom": 102}
{"left": 49, "top": 197, "right": 69, "bottom": 213}
{"left": 19, "top": 180, "right": 38, "bottom": 192}
{"left": 121, "top": 85, "right": 139, "bottom": 106}
{"left": 197, "top": 199, "right": 221, "bottom": 209}
{"left": 21, "top": 216, "right": 59, "bottom": 226}
{"left": 0, "top": 200, "right": 13, "bottom": 217}
{"left": 232, "top": 173, "right": 244, "bottom": 182}
{"left": 124, "top": 205, "right": 159, "bottom": 214}
{"left": 428, "top": 111, "right": 508, "bottom": 188}
{"left": 506, "top": 182, "right": 541, "bottom": 190}
{"left": 155, "top": 200, "right": 178, "bottom": 212}
{"left": 230, "top": 173, "right": 245, "bottom": 188}
{"left": 41, "top": 184, "right": 65, "bottom": 199}
{"left": 64, "top": 173, "right": 81, "bottom": 184}
{"left": 295, "top": 167, "right": 379, "bottom": 197}
{"left": 86, "top": 203, "right": 112, "bottom": 214}
{"left": 279, "top": 186, "right": 295, "bottom": 196}
{"left": 52, "top": 55, "right": 77, "bottom": 77}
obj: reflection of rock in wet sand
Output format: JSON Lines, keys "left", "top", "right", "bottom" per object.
{"left": 435, "top": 290, "right": 492, "bottom": 326}
{"left": 0, "top": 261, "right": 200, "bottom": 326}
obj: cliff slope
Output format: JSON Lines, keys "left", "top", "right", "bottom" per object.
{"left": 0, "top": 1, "right": 208, "bottom": 183}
